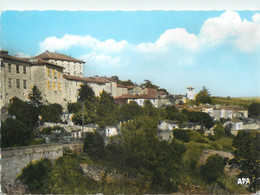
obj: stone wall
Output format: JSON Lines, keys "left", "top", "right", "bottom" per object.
{"left": 80, "top": 163, "right": 142, "bottom": 183}
{"left": 1, "top": 142, "right": 83, "bottom": 192}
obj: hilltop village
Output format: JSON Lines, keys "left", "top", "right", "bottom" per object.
{"left": 1, "top": 50, "right": 260, "bottom": 194}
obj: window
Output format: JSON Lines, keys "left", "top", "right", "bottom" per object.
{"left": 47, "top": 67, "right": 50, "bottom": 76}
{"left": 23, "top": 66, "right": 26, "bottom": 74}
{"left": 58, "top": 71, "right": 60, "bottom": 78}
{"left": 16, "top": 65, "right": 19, "bottom": 73}
{"left": 8, "top": 78, "right": 11, "bottom": 88}
{"left": 8, "top": 64, "right": 11, "bottom": 72}
{"left": 74, "top": 65, "right": 76, "bottom": 70}
{"left": 23, "top": 80, "right": 27, "bottom": 89}
{"left": 52, "top": 69, "right": 55, "bottom": 77}
{"left": 16, "top": 79, "right": 20, "bottom": 88}
{"left": 58, "top": 82, "right": 61, "bottom": 91}
{"left": 53, "top": 82, "right": 56, "bottom": 90}
{"left": 47, "top": 81, "right": 50, "bottom": 90}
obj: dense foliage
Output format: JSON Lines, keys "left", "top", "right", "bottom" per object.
{"left": 40, "top": 103, "right": 63, "bottom": 123}
{"left": 231, "top": 131, "right": 260, "bottom": 191}
{"left": 248, "top": 103, "right": 260, "bottom": 117}
{"left": 200, "top": 155, "right": 226, "bottom": 183}
{"left": 1, "top": 118, "right": 34, "bottom": 148}
{"left": 195, "top": 86, "right": 212, "bottom": 105}
{"left": 78, "top": 84, "right": 95, "bottom": 102}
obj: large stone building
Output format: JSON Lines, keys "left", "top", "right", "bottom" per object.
{"left": 34, "top": 50, "right": 84, "bottom": 77}
{"left": 1, "top": 50, "right": 161, "bottom": 121}
{"left": 0, "top": 50, "right": 80, "bottom": 119}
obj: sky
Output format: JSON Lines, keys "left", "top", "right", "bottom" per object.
{"left": 1, "top": 10, "right": 260, "bottom": 97}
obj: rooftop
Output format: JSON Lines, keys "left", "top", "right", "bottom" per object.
{"left": 34, "top": 50, "right": 84, "bottom": 63}
{"left": 115, "top": 93, "right": 157, "bottom": 99}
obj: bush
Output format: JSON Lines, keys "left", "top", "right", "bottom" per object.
{"left": 83, "top": 131, "right": 106, "bottom": 159}
{"left": 18, "top": 158, "right": 52, "bottom": 193}
{"left": 40, "top": 103, "right": 63, "bottom": 123}
{"left": 1, "top": 118, "right": 34, "bottom": 148}
{"left": 67, "top": 102, "right": 81, "bottom": 113}
{"left": 200, "top": 154, "right": 226, "bottom": 183}
{"left": 173, "top": 130, "right": 192, "bottom": 142}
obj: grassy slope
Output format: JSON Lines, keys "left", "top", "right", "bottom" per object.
{"left": 211, "top": 96, "right": 260, "bottom": 108}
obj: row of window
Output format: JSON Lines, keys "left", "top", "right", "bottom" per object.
{"left": 47, "top": 81, "right": 61, "bottom": 91}
{"left": 8, "top": 78, "right": 27, "bottom": 89}
{"left": 8, "top": 64, "right": 27, "bottom": 74}
{"left": 47, "top": 67, "right": 61, "bottom": 78}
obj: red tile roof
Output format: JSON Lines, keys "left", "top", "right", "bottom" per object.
{"left": 63, "top": 75, "right": 114, "bottom": 84}
{"left": 115, "top": 94, "right": 157, "bottom": 99}
{"left": 116, "top": 84, "right": 135, "bottom": 89}
{"left": 34, "top": 51, "right": 84, "bottom": 63}
{"left": 187, "top": 87, "right": 194, "bottom": 89}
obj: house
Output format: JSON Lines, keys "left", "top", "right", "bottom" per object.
{"left": 197, "top": 104, "right": 213, "bottom": 116}
{"left": 158, "top": 120, "right": 178, "bottom": 131}
{"left": 105, "top": 126, "right": 118, "bottom": 137}
{"left": 71, "top": 130, "right": 83, "bottom": 139}
{"left": 114, "top": 94, "right": 158, "bottom": 107}
{"left": 224, "top": 118, "right": 243, "bottom": 131}
{"left": 213, "top": 106, "right": 248, "bottom": 120}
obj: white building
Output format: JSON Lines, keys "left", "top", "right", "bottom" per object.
{"left": 158, "top": 120, "right": 179, "bottom": 131}
{"left": 105, "top": 126, "right": 118, "bottom": 137}
{"left": 186, "top": 87, "right": 195, "bottom": 100}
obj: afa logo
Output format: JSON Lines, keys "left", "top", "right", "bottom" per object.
{"left": 237, "top": 178, "right": 250, "bottom": 185}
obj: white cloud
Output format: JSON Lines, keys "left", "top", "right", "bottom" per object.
{"left": 15, "top": 52, "right": 31, "bottom": 58}
{"left": 199, "top": 11, "right": 260, "bottom": 52}
{"left": 80, "top": 52, "right": 122, "bottom": 67}
{"left": 39, "top": 11, "right": 260, "bottom": 68}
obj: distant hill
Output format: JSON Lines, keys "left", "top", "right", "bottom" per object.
{"left": 211, "top": 96, "right": 260, "bottom": 108}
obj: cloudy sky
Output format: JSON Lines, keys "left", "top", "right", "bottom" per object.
{"left": 1, "top": 10, "right": 259, "bottom": 97}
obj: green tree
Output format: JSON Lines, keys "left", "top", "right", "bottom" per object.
{"left": 18, "top": 158, "right": 52, "bottom": 193}
{"left": 143, "top": 100, "right": 159, "bottom": 117}
{"left": 78, "top": 84, "right": 95, "bottom": 102}
{"left": 195, "top": 86, "right": 212, "bottom": 105}
{"left": 118, "top": 101, "right": 143, "bottom": 121}
{"left": 96, "top": 91, "right": 118, "bottom": 127}
{"left": 141, "top": 79, "right": 158, "bottom": 88}
{"left": 213, "top": 122, "right": 225, "bottom": 139}
{"left": 67, "top": 102, "right": 81, "bottom": 113}
{"left": 1, "top": 118, "right": 34, "bottom": 147}
{"left": 8, "top": 97, "right": 39, "bottom": 127}
{"left": 28, "top": 86, "right": 43, "bottom": 107}
{"left": 248, "top": 103, "right": 260, "bottom": 117}
{"left": 231, "top": 131, "right": 260, "bottom": 184}
{"left": 165, "top": 105, "right": 187, "bottom": 125}
{"left": 200, "top": 154, "right": 226, "bottom": 183}
{"left": 40, "top": 103, "right": 63, "bottom": 123}
{"left": 83, "top": 131, "right": 106, "bottom": 159}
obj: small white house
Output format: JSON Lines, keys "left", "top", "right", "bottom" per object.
{"left": 105, "top": 126, "right": 118, "bottom": 137}
{"left": 71, "top": 130, "right": 82, "bottom": 139}
{"left": 225, "top": 119, "right": 243, "bottom": 131}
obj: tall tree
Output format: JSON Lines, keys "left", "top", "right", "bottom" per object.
{"left": 195, "top": 86, "right": 212, "bottom": 105}
{"left": 78, "top": 84, "right": 95, "bottom": 102}
{"left": 96, "top": 90, "right": 118, "bottom": 127}
{"left": 28, "top": 86, "right": 43, "bottom": 107}
{"left": 141, "top": 80, "right": 158, "bottom": 88}
{"left": 231, "top": 131, "right": 260, "bottom": 185}
{"left": 8, "top": 97, "right": 39, "bottom": 127}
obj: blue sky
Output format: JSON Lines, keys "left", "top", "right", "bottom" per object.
{"left": 1, "top": 11, "right": 260, "bottom": 97}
